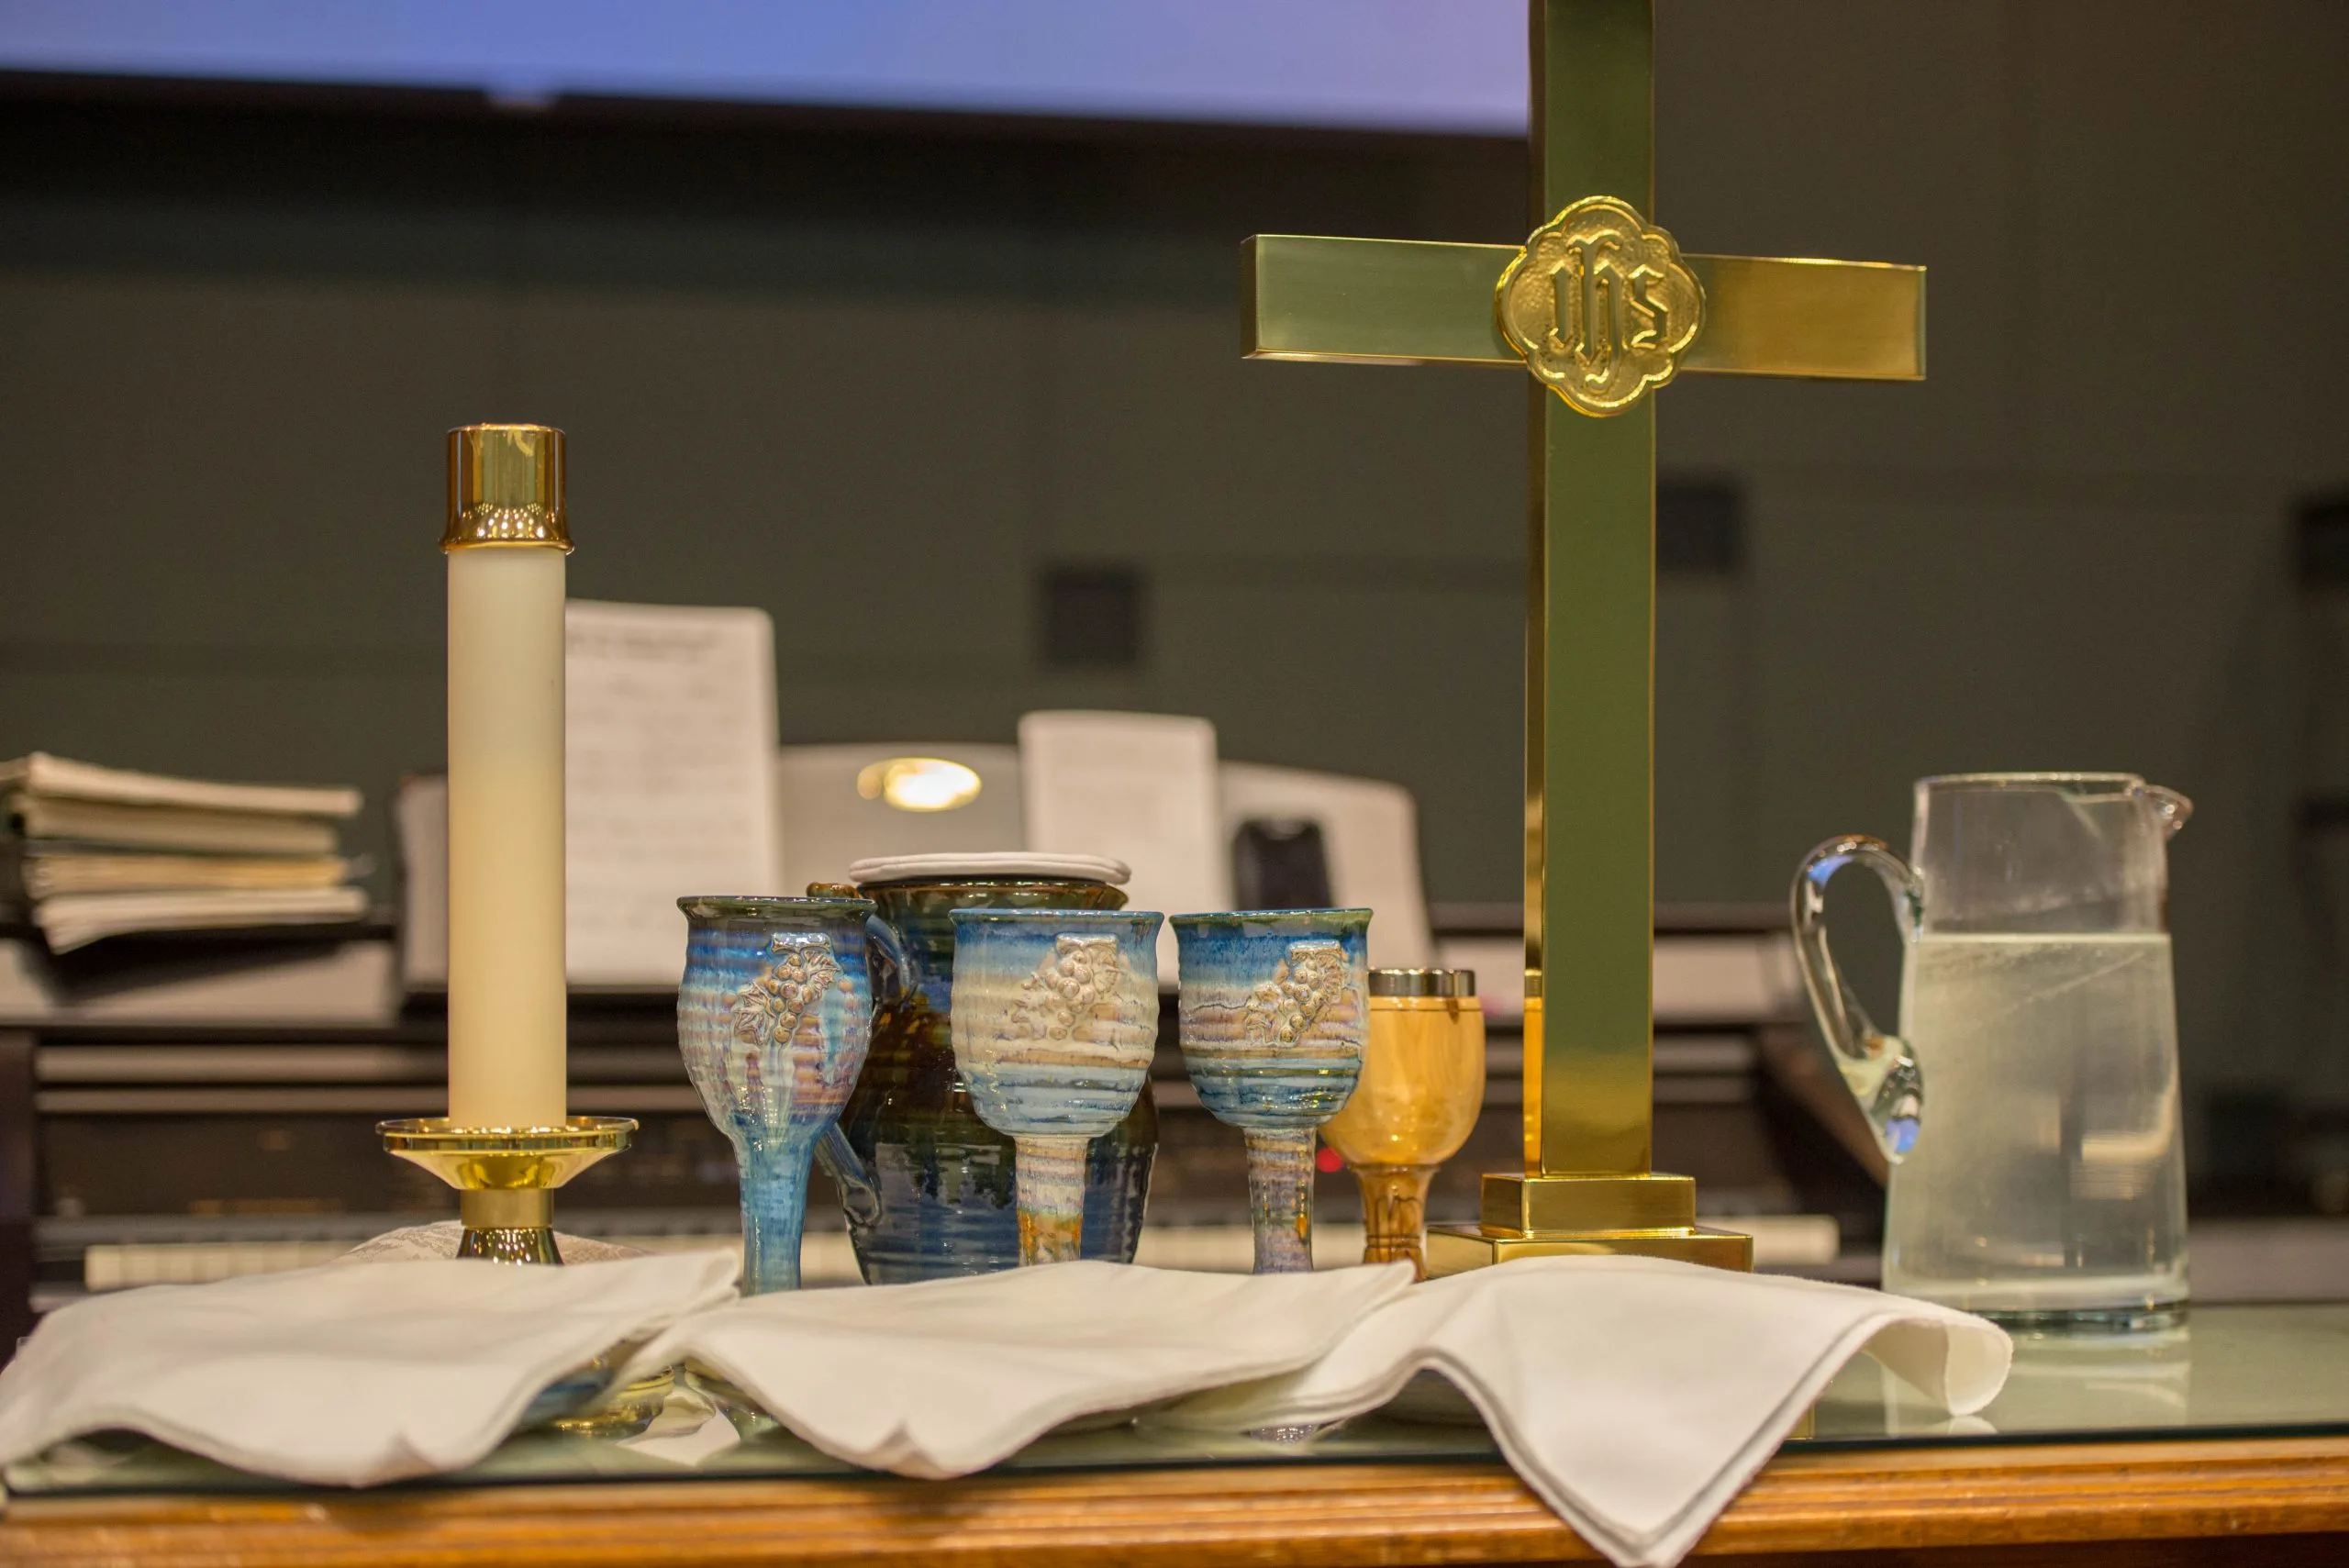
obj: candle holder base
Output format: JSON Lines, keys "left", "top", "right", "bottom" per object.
{"left": 550, "top": 1358, "right": 674, "bottom": 1440}
{"left": 378, "top": 1117, "right": 635, "bottom": 1263}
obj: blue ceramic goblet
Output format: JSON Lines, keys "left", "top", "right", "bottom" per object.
{"left": 1172, "top": 910, "right": 1372, "bottom": 1273}
{"left": 678, "top": 895, "right": 874, "bottom": 1293}
{"left": 949, "top": 908, "right": 1163, "bottom": 1265}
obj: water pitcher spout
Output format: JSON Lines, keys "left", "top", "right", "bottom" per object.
{"left": 2144, "top": 784, "right": 2192, "bottom": 839}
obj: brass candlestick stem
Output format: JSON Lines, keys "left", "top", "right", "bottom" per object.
{"left": 379, "top": 1118, "right": 635, "bottom": 1263}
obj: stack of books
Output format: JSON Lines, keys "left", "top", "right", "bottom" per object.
{"left": 1, "top": 753, "right": 369, "bottom": 951}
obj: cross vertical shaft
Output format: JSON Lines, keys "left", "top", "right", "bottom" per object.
{"left": 1525, "top": 0, "right": 1657, "bottom": 1178}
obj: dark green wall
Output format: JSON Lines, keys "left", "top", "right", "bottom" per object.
{"left": 6, "top": 1, "right": 2349, "bottom": 1138}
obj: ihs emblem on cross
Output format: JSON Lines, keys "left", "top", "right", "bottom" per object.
{"left": 1497, "top": 195, "right": 1705, "bottom": 417}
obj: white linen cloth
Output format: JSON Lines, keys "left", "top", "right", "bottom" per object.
{"left": 0, "top": 1251, "right": 740, "bottom": 1485}
{"left": 617, "top": 1258, "right": 1416, "bottom": 1476}
{"left": 0, "top": 1247, "right": 2005, "bottom": 1568}
{"left": 1155, "top": 1255, "right": 2012, "bottom": 1568}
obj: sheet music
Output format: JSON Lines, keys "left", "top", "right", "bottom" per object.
{"left": 1018, "top": 711, "right": 1227, "bottom": 978}
{"left": 565, "top": 601, "right": 781, "bottom": 985}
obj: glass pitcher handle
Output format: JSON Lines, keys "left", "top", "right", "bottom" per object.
{"left": 1789, "top": 835, "right": 1925, "bottom": 1162}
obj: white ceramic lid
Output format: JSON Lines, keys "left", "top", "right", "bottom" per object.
{"left": 845, "top": 852, "right": 1132, "bottom": 886}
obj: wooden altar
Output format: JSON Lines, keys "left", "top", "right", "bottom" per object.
{"left": 5, "top": 1436, "right": 2345, "bottom": 1565}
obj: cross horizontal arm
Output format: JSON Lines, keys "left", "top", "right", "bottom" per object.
{"left": 1242, "top": 234, "right": 1924, "bottom": 381}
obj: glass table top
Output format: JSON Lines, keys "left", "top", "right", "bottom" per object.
{"left": 10, "top": 1302, "right": 2349, "bottom": 1499}
{"left": 1812, "top": 1300, "right": 2349, "bottom": 1443}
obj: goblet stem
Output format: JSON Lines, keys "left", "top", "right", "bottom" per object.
{"left": 1015, "top": 1134, "right": 1089, "bottom": 1265}
{"left": 1244, "top": 1129, "right": 1317, "bottom": 1273}
{"left": 739, "top": 1139, "right": 813, "bottom": 1295}
{"left": 1353, "top": 1164, "right": 1436, "bottom": 1280}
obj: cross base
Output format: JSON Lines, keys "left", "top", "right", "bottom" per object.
{"left": 1423, "top": 1171, "right": 1755, "bottom": 1275}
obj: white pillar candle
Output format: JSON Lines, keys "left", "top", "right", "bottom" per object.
{"left": 443, "top": 425, "right": 570, "bottom": 1128}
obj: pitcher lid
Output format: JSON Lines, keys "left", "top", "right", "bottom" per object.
{"left": 846, "top": 852, "right": 1131, "bottom": 886}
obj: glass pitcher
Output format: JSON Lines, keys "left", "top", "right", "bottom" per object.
{"left": 1791, "top": 773, "right": 2191, "bottom": 1329}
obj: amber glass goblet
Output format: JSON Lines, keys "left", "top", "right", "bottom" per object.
{"left": 1319, "top": 968, "right": 1484, "bottom": 1279}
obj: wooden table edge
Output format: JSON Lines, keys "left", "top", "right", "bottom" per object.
{"left": 3, "top": 1435, "right": 2346, "bottom": 1566}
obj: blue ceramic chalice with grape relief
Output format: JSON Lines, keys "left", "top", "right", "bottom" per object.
{"left": 1172, "top": 910, "right": 1370, "bottom": 1273}
{"left": 677, "top": 895, "right": 874, "bottom": 1294}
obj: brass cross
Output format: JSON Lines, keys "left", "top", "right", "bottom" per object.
{"left": 1242, "top": 0, "right": 1924, "bottom": 1272}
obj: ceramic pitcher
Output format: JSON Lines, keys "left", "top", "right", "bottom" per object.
{"left": 1791, "top": 773, "right": 2192, "bottom": 1328}
{"left": 815, "top": 854, "right": 1157, "bottom": 1282}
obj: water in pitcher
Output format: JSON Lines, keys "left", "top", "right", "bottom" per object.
{"left": 1884, "top": 931, "right": 2188, "bottom": 1322}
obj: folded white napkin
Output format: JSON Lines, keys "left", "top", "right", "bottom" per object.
{"left": 619, "top": 1258, "right": 1415, "bottom": 1476}
{"left": 0, "top": 1244, "right": 2003, "bottom": 1563}
{"left": 1155, "top": 1255, "right": 2011, "bottom": 1568}
{"left": 0, "top": 1251, "right": 740, "bottom": 1485}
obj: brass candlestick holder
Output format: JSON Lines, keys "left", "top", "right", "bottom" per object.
{"left": 379, "top": 1116, "right": 669, "bottom": 1438}
{"left": 379, "top": 1117, "right": 636, "bottom": 1264}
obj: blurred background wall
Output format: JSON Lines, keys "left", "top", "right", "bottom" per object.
{"left": 4, "top": 0, "right": 2347, "bottom": 1162}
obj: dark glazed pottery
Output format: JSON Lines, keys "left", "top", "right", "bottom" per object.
{"left": 822, "top": 872, "right": 1157, "bottom": 1282}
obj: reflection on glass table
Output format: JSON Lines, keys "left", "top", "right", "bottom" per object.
{"left": 9, "top": 1304, "right": 2349, "bottom": 1499}
{"left": 1813, "top": 1301, "right": 2349, "bottom": 1443}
